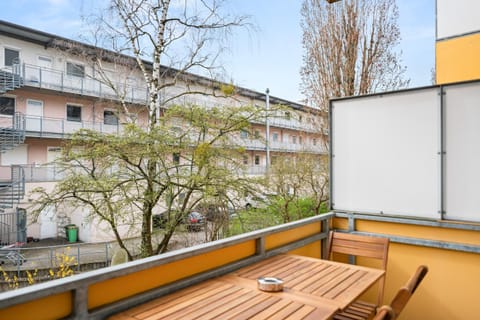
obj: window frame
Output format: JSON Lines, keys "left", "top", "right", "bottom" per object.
{"left": 254, "top": 155, "right": 260, "bottom": 165}
{"left": 66, "top": 104, "right": 82, "bottom": 122}
{"left": 4, "top": 47, "right": 20, "bottom": 67}
{"left": 240, "top": 130, "right": 249, "bottom": 139}
{"left": 272, "top": 132, "right": 279, "bottom": 142}
{"left": 0, "top": 96, "right": 15, "bottom": 116}
{"left": 103, "top": 109, "right": 119, "bottom": 126}
{"left": 66, "top": 61, "right": 85, "bottom": 78}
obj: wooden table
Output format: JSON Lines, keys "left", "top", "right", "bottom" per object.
{"left": 110, "top": 254, "right": 384, "bottom": 320}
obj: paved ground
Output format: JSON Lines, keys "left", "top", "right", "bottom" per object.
{"left": 24, "top": 237, "right": 77, "bottom": 248}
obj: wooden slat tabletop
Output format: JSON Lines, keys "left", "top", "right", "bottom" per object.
{"left": 109, "top": 254, "right": 384, "bottom": 320}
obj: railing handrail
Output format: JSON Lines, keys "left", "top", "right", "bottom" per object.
{"left": 0, "top": 213, "right": 333, "bottom": 319}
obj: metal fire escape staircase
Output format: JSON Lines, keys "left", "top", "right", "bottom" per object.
{"left": 0, "top": 61, "right": 26, "bottom": 245}
{"left": 0, "top": 61, "right": 23, "bottom": 94}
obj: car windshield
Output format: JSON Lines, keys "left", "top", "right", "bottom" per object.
{"left": 190, "top": 212, "right": 202, "bottom": 219}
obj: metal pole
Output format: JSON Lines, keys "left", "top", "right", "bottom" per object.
{"left": 265, "top": 88, "right": 270, "bottom": 173}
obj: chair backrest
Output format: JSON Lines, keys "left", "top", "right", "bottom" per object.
{"left": 327, "top": 231, "right": 390, "bottom": 305}
{"left": 372, "top": 265, "right": 429, "bottom": 320}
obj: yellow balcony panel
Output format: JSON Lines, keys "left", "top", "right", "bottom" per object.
{"left": 0, "top": 291, "right": 71, "bottom": 320}
{"left": 265, "top": 221, "right": 322, "bottom": 251}
{"left": 88, "top": 240, "right": 256, "bottom": 309}
{"left": 436, "top": 33, "right": 480, "bottom": 84}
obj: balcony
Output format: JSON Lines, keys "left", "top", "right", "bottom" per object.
{"left": 20, "top": 113, "right": 327, "bottom": 155}
{"left": 22, "top": 63, "right": 148, "bottom": 105}
{"left": 0, "top": 212, "right": 478, "bottom": 319}
{"left": 20, "top": 63, "right": 321, "bottom": 134}
{"left": 23, "top": 114, "right": 122, "bottom": 138}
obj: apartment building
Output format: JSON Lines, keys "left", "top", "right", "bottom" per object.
{"left": 0, "top": 20, "right": 325, "bottom": 243}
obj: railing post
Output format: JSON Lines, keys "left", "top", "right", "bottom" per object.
{"left": 321, "top": 218, "right": 330, "bottom": 259}
{"left": 72, "top": 285, "right": 89, "bottom": 319}
{"left": 255, "top": 236, "right": 265, "bottom": 256}
{"left": 106, "top": 242, "right": 109, "bottom": 267}
{"left": 77, "top": 244, "right": 81, "bottom": 272}
{"left": 49, "top": 247, "right": 54, "bottom": 269}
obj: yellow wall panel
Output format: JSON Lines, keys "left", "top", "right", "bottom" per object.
{"left": 88, "top": 241, "right": 256, "bottom": 309}
{"left": 265, "top": 222, "right": 321, "bottom": 250}
{"left": 288, "top": 241, "right": 322, "bottom": 258}
{"left": 333, "top": 217, "right": 480, "bottom": 319}
{"left": 436, "top": 33, "right": 480, "bottom": 84}
{"left": 355, "top": 219, "right": 480, "bottom": 246}
{"left": 0, "top": 292, "right": 72, "bottom": 320}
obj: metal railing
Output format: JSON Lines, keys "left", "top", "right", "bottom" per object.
{"left": 22, "top": 63, "right": 149, "bottom": 104}
{"left": 24, "top": 114, "right": 122, "bottom": 138}
{"left": 0, "top": 113, "right": 25, "bottom": 153}
{"left": 0, "top": 241, "right": 113, "bottom": 276}
{"left": 0, "top": 213, "right": 332, "bottom": 319}
{"left": 0, "top": 61, "right": 22, "bottom": 94}
{"left": 0, "top": 166, "right": 25, "bottom": 211}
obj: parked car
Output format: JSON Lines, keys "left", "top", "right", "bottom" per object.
{"left": 153, "top": 211, "right": 205, "bottom": 231}
{"left": 244, "top": 193, "right": 277, "bottom": 210}
{"left": 185, "top": 211, "right": 205, "bottom": 232}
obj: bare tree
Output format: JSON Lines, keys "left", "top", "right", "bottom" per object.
{"left": 86, "top": 0, "right": 250, "bottom": 127}
{"left": 268, "top": 153, "right": 329, "bottom": 223}
{"left": 301, "top": 0, "right": 409, "bottom": 125}
{"left": 30, "top": 1, "right": 258, "bottom": 259}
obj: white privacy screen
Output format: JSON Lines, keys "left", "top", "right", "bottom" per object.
{"left": 444, "top": 83, "right": 480, "bottom": 221}
{"left": 331, "top": 89, "right": 440, "bottom": 218}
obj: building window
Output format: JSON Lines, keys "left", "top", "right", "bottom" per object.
{"left": 272, "top": 132, "right": 279, "bottom": 142}
{"left": 299, "top": 136, "right": 302, "bottom": 145}
{"left": 66, "top": 104, "right": 82, "bottom": 122}
{"left": 299, "top": 115, "right": 303, "bottom": 123}
{"left": 285, "top": 111, "right": 291, "bottom": 120}
{"left": 240, "top": 130, "right": 249, "bottom": 139}
{"left": 173, "top": 153, "right": 180, "bottom": 164}
{"left": 313, "top": 138, "right": 317, "bottom": 146}
{"left": 104, "top": 110, "right": 118, "bottom": 125}
{"left": 271, "top": 156, "right": 277, "bottom": 165}
{"left": 254, "top": 130, "right": 260, "bottom": 139}
{"left": 66, "top": 62, "right": 85, "bottom": 77}
{"left": 292, "top": 136, "right": 297, "bottom": 144}
{"left": 4, "top": 48, "right": 19, "bottom": 66}
{"left": 243, "top": 155, "right": 248, "bottom": 165}
{"left": 0, "top": 97, "right": 15, "bottom": 115}
{"left": 254, "top": 155, "right": 260, "bottom": 165}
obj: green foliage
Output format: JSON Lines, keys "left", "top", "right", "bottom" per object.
{"left": 220, "top": 83, "right": 235, "bottom": 96}
{"left": 30, "top": 103, "right": 267, "bottom": 258}
{"left": 227, "top": 196, "right": 329, "bottom": 236}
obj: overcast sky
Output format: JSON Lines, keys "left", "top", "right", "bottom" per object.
{"left": 1, "top": 0, "right": 436, "bottom": 103}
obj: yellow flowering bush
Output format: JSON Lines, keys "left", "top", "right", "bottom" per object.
{"left": 0, "top": 247, "right": 77, "bottom": 290}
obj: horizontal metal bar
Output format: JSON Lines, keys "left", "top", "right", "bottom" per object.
{"left": 334, "top": 211, "right": 480, "bottom": 231}
{"left": 349, "top": 230, "right": 480, "bottom": 254}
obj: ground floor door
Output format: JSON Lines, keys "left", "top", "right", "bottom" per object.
{"left": 39, "top": 205, "right": 57, "bottom": 239}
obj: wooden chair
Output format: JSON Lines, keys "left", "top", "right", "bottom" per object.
{"left": 327, "top": 231, "right": 390, "bottom": 320}
{"left": 372, "top": 265, "right": 429, "bottom": 320}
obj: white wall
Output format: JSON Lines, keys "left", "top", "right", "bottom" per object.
{"left": 331, "top": 88, "right": 441, "bottom": 218}
{"left": 332, "top": 82, "right": 480, "bottom": 222}
{"left": 437, "top": 0, "right": 480, "bottom": 39}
